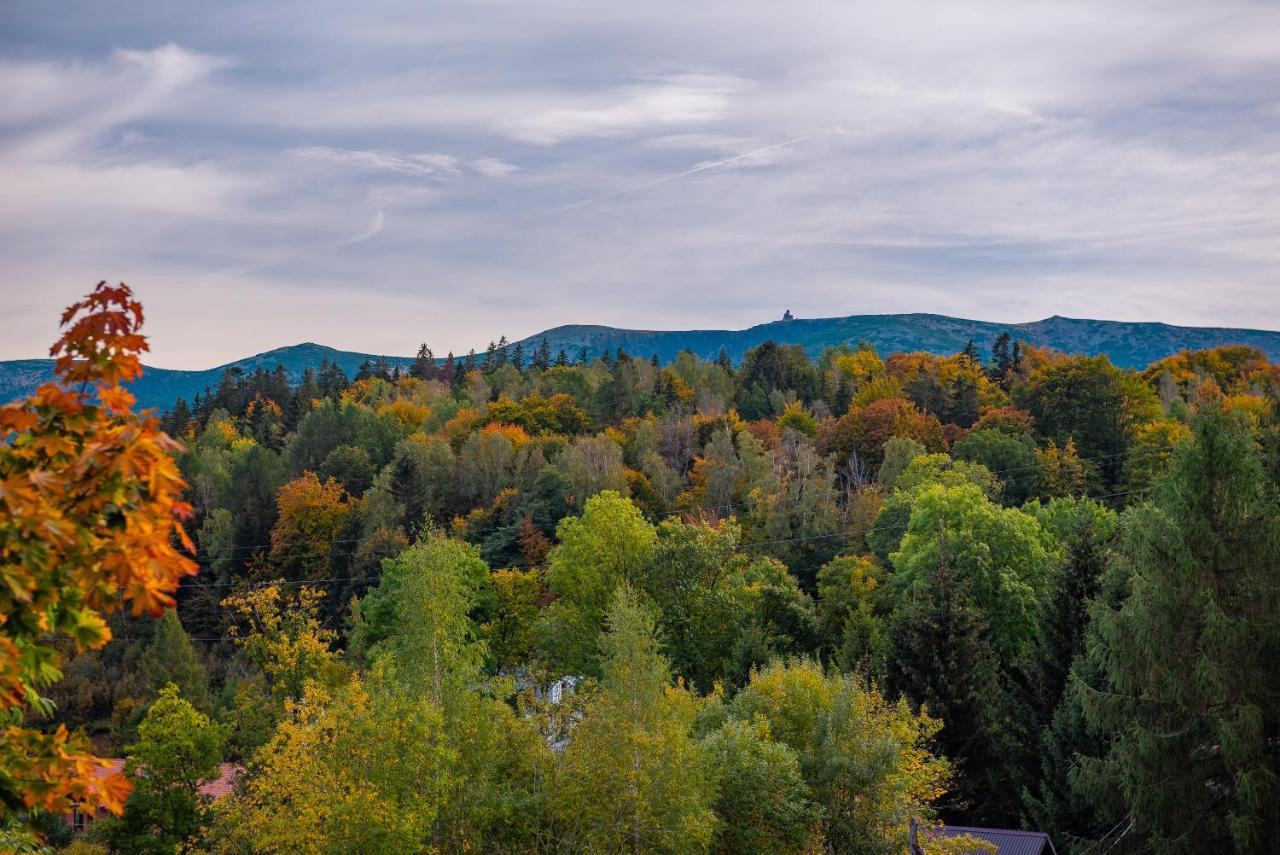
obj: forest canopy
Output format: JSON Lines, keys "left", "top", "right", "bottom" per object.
{"left": 8, "top": 285, "right": 1280, "bottom": 854}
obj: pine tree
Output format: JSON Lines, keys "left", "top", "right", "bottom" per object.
{"left": 555, "top": 348, "right": 570, "bottom": 367}
{"left": 1079, "top": 408, "right": 1280, "bottom": 853}
{"left": 511, "top": 341, "right": 525, "bottom": 370}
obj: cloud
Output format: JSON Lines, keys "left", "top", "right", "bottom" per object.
{"left": 498, "top": 73, "right": 750, "bottom": 145}
{"left": 338, "top": 209, "right": 385, "bottom": 246}
{"left": 291, "top": 146, "right": 461, "bottom": 178}
{"left": 0, "top": 44, "right": 229, "bottom": 159}
{"left": 470, "top": 157, "right": 519, "bottom": 178}
{"left": 2, "top": 1, "right": 1279, "bottom": 368}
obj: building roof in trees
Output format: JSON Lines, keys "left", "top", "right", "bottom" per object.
{"left": 928, "top": 825, "right": 1057, "bottom": 855}
{"left": 92, "top": 760, "right": 243, "bottom": 801}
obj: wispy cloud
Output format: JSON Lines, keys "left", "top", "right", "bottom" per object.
{"left": 2, "top": 1, "right": 1279, "bottom": 367}
{"left": 558, "top": 135, "right": 814, "bottom": 212}
{"left": 291, "top": 146, "right": 461, "bottom": 178}
{"left": 338, "top": 209, "right": 385, "bottom": 245}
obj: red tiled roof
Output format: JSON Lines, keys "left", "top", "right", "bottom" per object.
{"left": 91, "top": 760, "right": 242, "bottom": 802}
{"left": 198, "top": 763, "right": 242, "bottom": 800}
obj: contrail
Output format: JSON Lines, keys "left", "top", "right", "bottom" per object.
{"left": 558, "top": 135, "right": 813, "bottom": 213}
{"left": 338, "top": 209, "right": 385, "bottom": 246}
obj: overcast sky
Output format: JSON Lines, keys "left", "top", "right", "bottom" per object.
{"left": 2, "top": 1, "right": 1278, "bottom": 368}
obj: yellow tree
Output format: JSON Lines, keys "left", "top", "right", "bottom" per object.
{"left": 0, "top": 283, "right": 196, "bottom": 822}
{"left": 207, "top": 669, "right": 453, "bottom": 854}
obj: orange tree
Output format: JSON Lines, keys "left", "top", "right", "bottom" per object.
{"left": 0, "top": 283, "right": 197, "bottom": 822}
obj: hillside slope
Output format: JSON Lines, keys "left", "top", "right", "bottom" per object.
{"left": 514, "top": 314, "right": 1280, "bottom": 367}
{"left": 3, "top": 314, "right": 1278, "bottom": 411}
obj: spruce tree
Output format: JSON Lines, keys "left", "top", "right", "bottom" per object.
{"left": 139, "top": 609, "right": 211, "bottom": 712}
{"left": 1079, "top": 408, "right": 1280, "bottom": 853}
{"left": 534, "top": 337, "right": 552, "bottom": 370}
{"left": 411, "top": 343, "right": 435, "bottom": 380}
{"left": 990, "top": 332, "right": 1013, "bottom": 383}
{"left": 889, "top": 523, "right": 1017, "bottom": 825}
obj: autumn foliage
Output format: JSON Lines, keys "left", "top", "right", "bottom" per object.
{"left": 0, "top": 283, "right": 196, "bottom": 821}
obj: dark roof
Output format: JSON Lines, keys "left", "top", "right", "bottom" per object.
{"left": 929, "top": 825, "right": 1057, "bottom": 855}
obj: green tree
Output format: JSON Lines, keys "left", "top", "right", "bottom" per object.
{"left": 888, "top": 534, "right": 1013, "bottom": 826}
{"left": 102, "top": 684, "right": 225, "bottom": 854}
{"left": 1017, "top": 356, "right": 1159, "bottom": 490}
{"left": 876, "top": 436, "right": 926, "bottom": 488}
{"left": 891, "top": 483, "right": 1051, "bottom": 657}
{"left": 359, "top": 533, "right": 543, "bottom": 847}
{"left": 138, "top": 609, "right": 210, "bottom": 712}
{"left": 540, "top": 492, "right": 657, "bottom": 675}
{"left": 815, "top": 554, "right": 888, "bottom": 672}
{"left": 208, "top": 670, "right": 452, "bottom": 853}
{"left": 319, "top": 443, "right": 376, "bottom": 496}
{"left": 554, "top": 586, "right": 718, "bottom": 853}
{"left": 727, "top": 659, "right": 952, "bottom": 854}
{"left": 642, "top": 518, "right": 750, "bottom": 692}
{"left": 952, "top": 428, "right": 1037, "bottom": 505}
{"left": 887, "top": 483, "right": 1053, "bottom": 824}
{"left": 701, "top": 716, "right": 819, "bottom": 854}
{"left": 1079, "top": 408, "right": 1280, "bottom": 853}
{"left": 362, "top": 535, "right": 489, "bottom": 705}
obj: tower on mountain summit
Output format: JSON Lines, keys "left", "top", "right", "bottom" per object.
{"left": 782, "top": 309, "right": 795, "bottom": 321}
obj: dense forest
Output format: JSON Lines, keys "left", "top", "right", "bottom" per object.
{"left": 6, "top": 286, "right": 1280, "bottom": 854}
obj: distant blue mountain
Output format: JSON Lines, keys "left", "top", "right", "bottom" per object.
{"left": 0, "top": 343, "right": 414, "bottom": 412}
{"left": 3, "top": 314, "right": 1278, "bottom": 412}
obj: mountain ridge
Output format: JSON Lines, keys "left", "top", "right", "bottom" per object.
{"left": 3, "top": 313, "right": 1279, "bottom": 411}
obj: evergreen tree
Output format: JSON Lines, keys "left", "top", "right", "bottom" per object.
{"left": 945, "top": 373, "right": 980, "bottom": 428}
{"left": 411, "top": 343, "right": 435, "bottom": 380}
{"left": 510, "top": 340, "right": 525, "bottom": 370}
{"left": 555, "top": 348, "right": 570, "bottom": 367}
{"left": 889, "top": 532, "right": 1015, "bottom": 825}
{"left": 138, "top": 609, "right": 210, "bottom": 711}
{"left": 164, "top": 397, "right": 192, "bottom": 437}
{"left": 534, "top": 337, "right": 552, "bottom": 370}
{"left": 1079, "top": 408, "right": 1280, "bottom": 853}
{"left": 990, "top": 332, "right": 1013, "bottom": 384}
